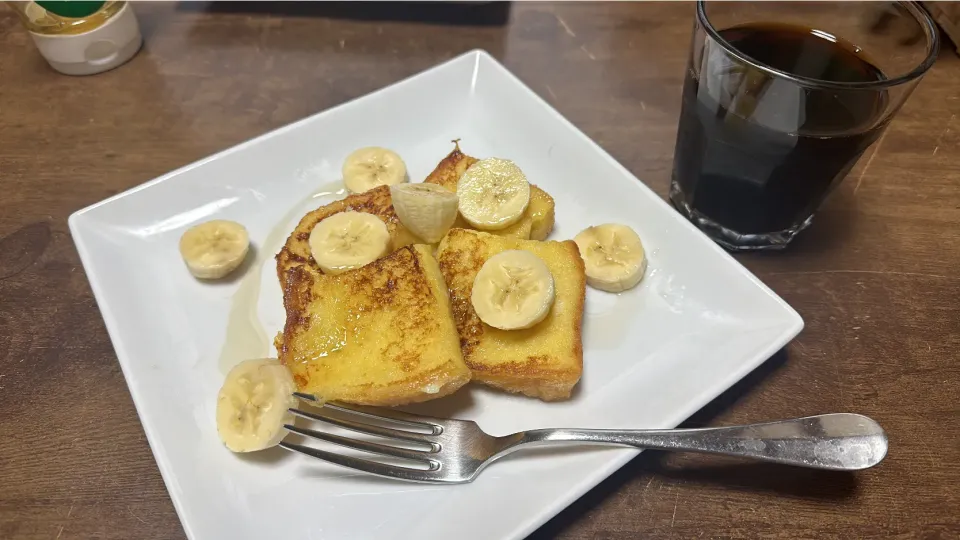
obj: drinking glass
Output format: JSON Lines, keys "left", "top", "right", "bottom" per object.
{"left": 669, "top": 1, "right": 939, "bottom": 250}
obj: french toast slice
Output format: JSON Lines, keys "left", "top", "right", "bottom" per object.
{"left": 275, "top": 185, "right": 419, "bottom": 281}
{"left": 425, "top": 145, "right": 556, "bottom": 241}
{"left": 437, "top": 228, "right": 585, "bottom": 401}
{"left": 277, "top": 244, "right": 470, "bottom": 406}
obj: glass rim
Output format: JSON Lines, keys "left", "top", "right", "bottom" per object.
{"left": 696, "top": 0, "right": 940, "bottom": 91}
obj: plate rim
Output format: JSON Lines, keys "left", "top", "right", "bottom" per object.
{"left": 68, "top": 49, "right": 804, "bottom": 540}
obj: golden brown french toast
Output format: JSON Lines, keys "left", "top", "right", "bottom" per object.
{"left": 437, "top": 228, "right": 585, "bottom": 400}
{"left": 277, "top": 244, "right": 470, "bottom": 406}
{"left": 275, "top": 185, "right": 420, "bottom": 281}
{"left": 425, "top": 145, "right": 556, "bottom": 241}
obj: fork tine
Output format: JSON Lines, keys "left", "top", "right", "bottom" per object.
{"left": 280, "top": 442, "right": 447, "bottom": 483}
{"left": 284, "top": 424, "right": 439, "bottom": 461}
{"left": 325, "top": 403, "right": 443, "bottom": 433}
{"left": 294, "top": 394, "right": 442, "bottom": 433}
{"left": 289, "top": 407, "right": 433, "bottom": 444}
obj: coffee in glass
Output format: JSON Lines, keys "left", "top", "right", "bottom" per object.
{"left": 670, "top": 2, "right": 939, "bottom": 250}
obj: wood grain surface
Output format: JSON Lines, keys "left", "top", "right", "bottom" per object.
{"left": 1, "top": 2, "right": 958, "bottom": 539}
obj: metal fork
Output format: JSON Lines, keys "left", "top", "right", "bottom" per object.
{"left": 280, "top": 394, "right": 888, "bottom": 484}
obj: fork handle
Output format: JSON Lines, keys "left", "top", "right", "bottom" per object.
{"left": 505, "top": 413, "right": 887, "bottom": 471}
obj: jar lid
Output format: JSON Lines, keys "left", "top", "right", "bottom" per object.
{"left": 28, "top": 3, "right": 142, "bottom": 76}
{"left": 35, "top": 1, "right": 106, "bottom": 18}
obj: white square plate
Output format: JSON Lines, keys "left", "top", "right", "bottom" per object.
{"left": 69, "top": 50, "right": 802, "bottom": 540}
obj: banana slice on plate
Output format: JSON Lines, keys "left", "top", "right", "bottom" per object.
{"left": 471, "top": 250, "right": 555, "bottom": 330}
{"left": 179, "top": 219, "right": 250, "bottom": 279}
{"left": 309, "top": 211, "right": 390, "bottom": 274}
{"left": 390, "top": 183, "right": 459, "bottom": 243}
{"left": 216, "top": 358, "right": 298, "bottom": 453}
{"left": 457, "top": 158, "right": 531, "bottom": 231}
{"left": 573, "top": 223, "right": 647, "bottom": 292}
{"left": 342, "top": 146, "right": 408, "bottom": 193}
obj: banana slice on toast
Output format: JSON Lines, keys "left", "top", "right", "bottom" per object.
{"left": 342, "top": 147, "right": 408, "bottom": 193}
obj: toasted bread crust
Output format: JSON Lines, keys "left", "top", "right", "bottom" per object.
{"left": 273, "top": 143, "right": 566, "bottom": 404}
{"left": 275, "top": 185, "right": 418, "bottom": 281}
{"left": 424, "top": 143, "right": 479, "bottom": 190}
{"left": 527, "top": 187, "right": 556, "bottom": 241}
{"left": 279, "top": 245, "right": 470, "bottom": 406}
{"left": 437, "top": 228, "right": 585, "bottom": 400}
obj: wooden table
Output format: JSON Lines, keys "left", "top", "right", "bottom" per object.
{"left": 1, "top": 2, "right": 957, "bottom": 538}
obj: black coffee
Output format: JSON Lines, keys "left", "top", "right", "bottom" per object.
{"left": 672, "top": 23, "right": 888, "bottom": 234}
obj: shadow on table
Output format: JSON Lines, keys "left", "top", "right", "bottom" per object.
{"left": 528, "top": 348, "right": 861, "bottom": 539}
{"left": 176, "top": 1, "right": 512, "bottom": 26}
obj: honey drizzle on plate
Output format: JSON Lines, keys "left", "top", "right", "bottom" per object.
{"left": 217, "top": 182, "right": 347, "bottom": 374}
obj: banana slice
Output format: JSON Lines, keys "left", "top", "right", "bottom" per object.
{"left": 457, "top": 158, "right": 531, "bottom": 231}
{"left": 574, "top": 224, "right": 647, "bottom": 292}
{"left": 179, "top": 220, "right": 250, "bottom": 279}
{"left": 390, "top": 183, "right": 459, "bottom": 243}
{"left": 471, "top": 250, "right": 555, "bottom": 330}
{"left": 342, "top": 146, "right": 408, "bottom": 193}
{"left": 216, "top": 358, "right": 298, "bottom": 453}
{"left": 309, "top": 211, "right": 390, "bottom": 274}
